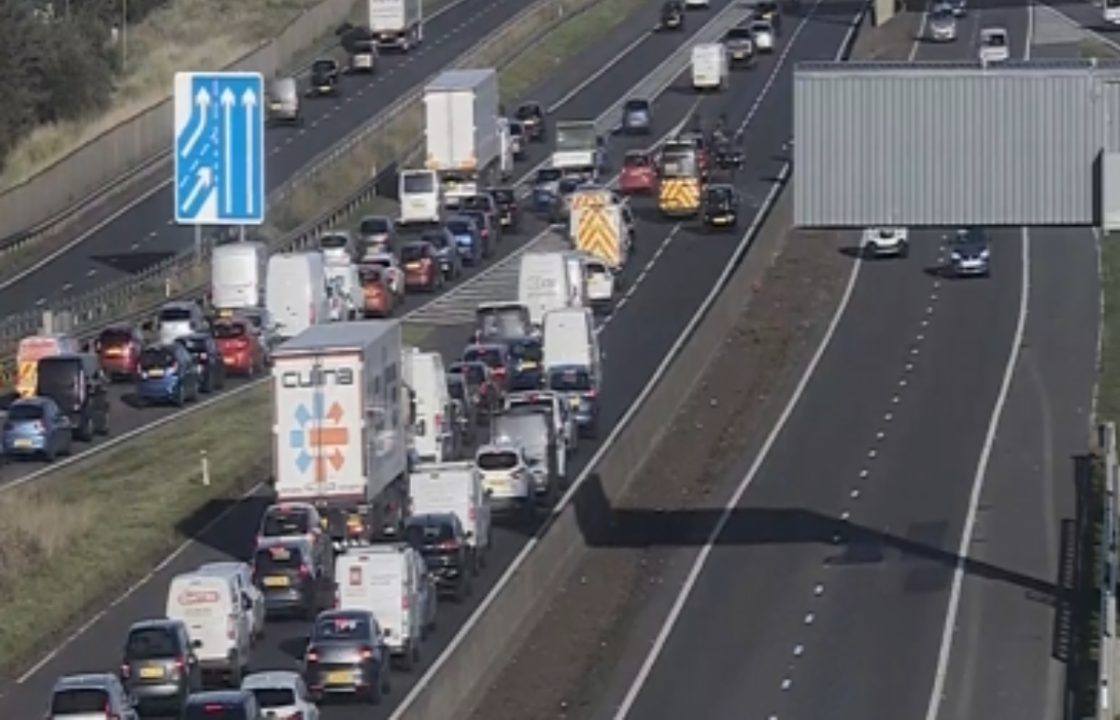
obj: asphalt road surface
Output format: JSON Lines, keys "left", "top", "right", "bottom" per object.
{"left": 600, "top": 5, "right": 1102, "bottom": 720}
{"left": 0, "top": 0, "right": 864, "bottom": 717}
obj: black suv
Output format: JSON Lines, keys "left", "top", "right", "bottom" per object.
{"left": 177, "top": 332, "right": 226, "bottom": 393}
{"left": 309, "top": 58, "right": 340, "bottom": 96}
{"left": 120, "top": 619, "right": 200, "bottom": 715}
{"left": 486, "top": 187, "right": 520, "bottom": 230}
{"left": 404, "top": 513, "right": 474, "bottom": 600}
{"left": 702, "top": 184, "right": 741, "bottom": 228}
{"left": 661, "top": 0, "right": 684, "bottom": 29}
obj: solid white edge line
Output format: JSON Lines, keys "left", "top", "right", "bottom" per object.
{"left": 923, "top": 229, "right": 1031, "bottom": 720}
{"left": 0, "top": 379, "right": 266, "bottom": 496}
{"left": 909, "top": 1, "right": 931, "bottom": 62}
{"left": 548, "top": 29, "right": 654, "bottom": 113}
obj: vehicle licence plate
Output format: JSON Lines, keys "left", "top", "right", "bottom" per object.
{"left": 569, "top": 397, "right": 581, "bottom": 408}
{"left": 139, "top": 666, "right": 165, "bottom": 679}
{"left": 147, "top": 368, "right": 165, "bottom": 377}
{"left": 263, "top": 575, "right": 290, "bottom": 588}
{"left": 12, "top": 438, "right": 32, "bottom": 448}
{"left": 405, "top": 262, "right": 421, "bottom": 270}
{"left": 326, "top": 670, "right": 353, "bottom": 685}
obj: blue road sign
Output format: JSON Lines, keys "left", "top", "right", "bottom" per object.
{"left": 173, "top": 72, "right": 265, "bottom": 225}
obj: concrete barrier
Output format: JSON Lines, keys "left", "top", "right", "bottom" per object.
{"left": 0, "top": 0, "right": 358, "bottom": 247}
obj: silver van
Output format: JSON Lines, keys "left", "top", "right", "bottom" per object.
{"left": 267, "top": 77, "right": 302, "bottom": 125}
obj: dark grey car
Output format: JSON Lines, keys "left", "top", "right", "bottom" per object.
{"left": 120, "top": 619, "right": 200, "bottom": 714}
{"left": 303, "top": 610, "right": 391, "bottom": 704}
{"left": 422, "top": 227, "right": 463, "bottom": 280}
{"left": 948, "top": 226, "right": 991, "bottom": 277}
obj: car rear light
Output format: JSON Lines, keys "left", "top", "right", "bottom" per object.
{"left": 306, "top": 648, "right": 319, "bottom": 664}
{"left": 402, "top": 594, "right": 411, "bottom": 610}
{"left": 227, "top": 615, "right": 237, "bottom": 639}
{"left": 584, "top": 389, "right": 597, "bottom": 399}
{"left": 284, "top": 713, "right": 305, "bottom": 720}
{"left": 360, "top": 646, "right": 375, "bottom": 660}
{"left": 437, "top": 539, "right": 461, "bottom": 551}
{"left": 434, "top": 412, "right": 443, "bottom": 432}
{"left": 299, "top": 563, "right": 312, "bottom": 579}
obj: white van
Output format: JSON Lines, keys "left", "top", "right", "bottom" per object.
{"left": 409, "top": 461, "right": 491, "bottom": 557}
{"left": 542, "top": 307, "right": 599, "bottom": 374}
{"left": 165, "top": 572, "right": 252, "bottom": 683}
{"left": 334, "top": 544, "right": 435, "bottom": 669}
{"left": 318, "top": 230, "right": 357, "bottom": 265}
{"left": 211, "top": 241, "right": 268, "bottom": 311}
{"left": 402, "top": 348, "right": 455, "bottom": 462}
{"left": 324, "top": 261, "right": 362, "bottom": 322}
{"left": 692, "top": 43, "right": 728, "bottom": 90}
{"left": 266, "top": 253, "right": 328, "bottom": 339}
{"left": 399, "top": 169, "right": 441, "bottom": 225}
{"left": 518, "top": 252, "right": 572, "bottom": 327}
{"left": 563, "top": 252, "right": 589, "bottom": 309}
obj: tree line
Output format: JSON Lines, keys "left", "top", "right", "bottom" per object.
{"left": 0, "top": 0, "right": 170, "bottom": 175}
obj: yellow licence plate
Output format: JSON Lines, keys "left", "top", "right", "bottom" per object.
{"left": 139, "top": 666, "right": 165, "bottom": 679}
{"left": 263, "top": 575, "right": 290, "bottom": 588}
{"left": 12, "top": 438, "right": 32, "bottom": 448}
{"left": 520, "top": 361, "right": 538, "bottom": 370}
{"left": 326, "top": 670, "right": 353, "bottom": 685}
{"left": 569, "top": 397, "right": 581, "bottom": 407}
{"left": 147, "top": 368, "right": 165, "bottom": 377}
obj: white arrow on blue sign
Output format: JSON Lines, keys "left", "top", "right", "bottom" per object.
{"left": 173, "top": 71, "right": 265, "bottom": 225}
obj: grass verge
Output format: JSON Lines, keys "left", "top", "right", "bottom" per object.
{"left": 0, "top": 384, "right": 269, "bottom": 672}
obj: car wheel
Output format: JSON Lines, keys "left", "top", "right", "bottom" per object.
{"left": 899, "top": 242, "right": 910, "bottom": 258}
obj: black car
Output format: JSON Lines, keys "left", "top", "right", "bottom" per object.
{"left": 404, "top": 513, "right": 474, "bottom": 600}
{"left": 702, "top": 184, "right": 740, "bottom": 228}
{"left": 621, "top": 98, "right": 652, "bottom": 135}
{"left": 486, "top": 187, "right": 520, "bottom": 230}
{"left": 515, "top": 102, "right": 546, "bottom": 141}
{"left": 35, "top": 353, "right": 109, "bottom": 441}
{"left": 176, "top": 332, "right": 226, "bottom": 393}
{"left": 506, "top": 337, "right": 544, "bottom": 391}
{"left": 304, "top": 610, "right": 391, "bottom": 704}
{"left": 120, "top": 619, "right": 200, "bottom": 715}
{"left": 421, "top": 227, "right": 463, "bottom": 280}
{"left": 661, "top": 0, "right": 684, "bottom": 29}
{"left": 948, "top": 226, "right": 991, "bottom": 277}
{"left": 308, "top": 58, "right": 340, "bottom": 96}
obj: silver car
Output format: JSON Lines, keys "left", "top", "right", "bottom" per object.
{"left": 750, "top": 20, "right": 775, "bottom": 53}
{"left": 266, "top": 77, "right": 302, "bottom": 125}
{"left": 928, "top": 8, "right": 956, "bottom": 41}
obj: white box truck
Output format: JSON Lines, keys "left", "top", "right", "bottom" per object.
{"left": 368, "top": 0, "right": 423, "bottom": 50}
{"left": 212, "top": 241, "right": 268, "bottom": 311}
{"left": 518, "top": 252, "right": 572, "bottom": 327}
{"left": 423, "top": 69, "right": 503, "bottom": 206}
{"left": 272, "top": 321, "right": 409, "bottom": 546}
{"left": 691, "top": 43, "right": 728, "bottom": 90}
{"left": 401, "top": 347, "right": 456, "bottom": 463}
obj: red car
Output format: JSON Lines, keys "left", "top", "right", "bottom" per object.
{"left": 359, "top": 266, "right": 396, "bottom": 318}
{"left": 619, "top": 150, "right": 659, "bottom": 194}
{"left": 94, "top": 324, "right": 144, "bottom": 380}
{"left": 401, "top": 241, "right": 443, "bottom": 292}
{"left": 213, "top": 318, "right": 266, "bottom": 376}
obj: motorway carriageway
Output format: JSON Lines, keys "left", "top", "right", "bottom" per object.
{"left": 0, "top": 0, "right": 524, "bottom": 315}
{"left": 595, "top": 3, "right": 1102, "bottom": 720}
{"left": 0, "top": 0, "right": 865, "bottom": 715}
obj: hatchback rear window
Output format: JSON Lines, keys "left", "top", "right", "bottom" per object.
{"left": 254, "top": 544, "right": 304, "bottom": 572}
{"left": 422, "top": 232, "right": 450, "bottom": 249}
{"left": 490, "top": 189, "right": 514, "bottom": 204}
{"left": 127, "top": 627, "right": 179, "bottom": 659}
{"left": 319, "top": 234, "right": 349, "bottom": 250}
{"left": 625, "top": 154, "right": 650, "bottom": 168}
{"left": 549, "top": 368, "right": 592, "bottom": 392}
{"left": 159, "top": 308, "right": 192, "bottom": 322}
{"left": 98, "top": 328, "right": 134, "bottom": 345}
{"left": 726, "top": 27, "right": 752, "bottom": 39}
{"left": 183, "top": 703, "right": 249, "bottom": 720}
{"left": 463, "top": 347, "right": 503, "bottom": 367}
{"left": 7, "top": 403, "right": 44, "bottom": 420}
{"left": 51, "top": 688, "right": 109, "bottom": 713}
{"left": 405, "top": 519, "right": 456, "bottom": 545}
{"left": 402, "top": 245, "right": 429, "bottom": 262}
{"left": 478, "top": 451, "right": 519, "bottom": 470}
{"left": 446, "top": 221, "right": 472, "bottom": 235}
{"left": 360, "top": 218, "right": 390, "bottom": 234}
{"left": 179, "top": 337, "right": 209, "bottom": 354}
{"left": 250, "top": 687, "right": 296, "bottom": 708}
{"left": 262, "top": 508, "right": 312, "bottom": 537}
{"left": 314, "top": 614, "right": 372, "bottom": 641}
{"left": 140, "top": 348, "right": 176, "bottom": 369}
{"left": 213, "top": 323, "right": 246, "bottom": 340}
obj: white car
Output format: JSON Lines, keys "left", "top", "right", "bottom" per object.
{"left": 979, "top": 27, "right": 1009, "bottom": 63}
{"left": 749, "top": 20, "right": 775, "bottom": 52}
{"left": 197, "top": 561, "right": 266, "bottom": 641}
{"left": 862, "top": 227, "right": 909, "bottom": 257}
{"left": 361, "top": 252, "right": 406, "bottom": 298}
{"left": 475, "top": 442, "right": 536, "bottom": 520}
{"left": 242, "top": 671, "right": 320, "bottom": 720}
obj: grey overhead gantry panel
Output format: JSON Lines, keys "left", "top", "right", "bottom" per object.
{"left": 793, "top": 60, "right": 1120, "bottom": 227}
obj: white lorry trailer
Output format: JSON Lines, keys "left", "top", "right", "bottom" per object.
{"left": 368, "top": 0, "right": 423, "bottom": 51}
{"left": 691, "top": 43, "right": 728, "bottom": 90}
{"left": 272, "top": 321, "right": 409, "bottom": 547}
{"left": 423, "top": 69, "right": 505, "bottom": 207}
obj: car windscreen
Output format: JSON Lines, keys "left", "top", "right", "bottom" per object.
{"left": 461, "top": 196, "right": 492, "bottom": 211}
{"left": 490, "top": 189, "right": 514, "bottom": 204}
{"left": 250, "top": 687, "right": 297, "bottom": 708}
{"left": 404, "top": 519, "right": 456, "bottom": 546}
{"left": 750, "top": 21, "right": 771, "bottom": 31}
{"left": 624, "top": 153, "right": 650, "bottom": 168}
{"left": 314, "top": 614, "right": 372, "bottom": 641}
{"left": 726, "top": 27, "right": 752, "bottom": 39}
{"left": 183, "top": 703, "right": 249, "bottom": 720}
{"left": 8, "top": 403, "right": 44, "bottom": 421}
{"left": 556, "top": 124, "right": 595, "bottom": 150}
{"left": 254, "top": 544, "right": 304, "bottom": 572}
{"left": 447, "top": 379, "right": 465, "bottom": 400}
{"left": 515, "top": 105, "right": 540, "bottom": 120}
{"left": 360, "top": 217, "right": 390, "bottom": 234}
{"left": 403, "top": 173, "right": 435, "bottom": 193}
{"left": 446, "top": 220, "right": 472, "bottom": 235}
{"left": 508, "top": 341, "right": 542, "bottom": 361}
{"left": 262, "top": 508, "right": 312, "bottom": 536}
{"left": 312, "top": 60, "right": 334, "bottom": 73}
{"left": 139, "top": 348, "right": 176, "bottom": 369}
{"left": 463, "top": 347, "right": 503, "bottom": 367}
{"left": 159, "top": 307, "right": 192, "bottom": 322}
{"left": 127, "top": 627, "right": 179, "bottom": 659}
{"left": 422, "top": 232, "right": 450, "bottom": 248}
{"left": 98, "top": 328, "right": 133, "bottom": 345}
{"left": 213, "top": 322, "right": 247, "bottom": 339}
{"left": 549, "top": 367, "right": 593, "bottom": 392}
{"left": 51, "top": 689, "right": 109, "bottom": 713}
{"left": 461, "top": 211, "right": 487, "bottom": 228}
{"left": 400, "top": 244, "right": 427, "bottom": 262}
{"left": 536, "top": 168, "right": 562, "bottom": 183}
{"left": 986, "top": 33, "right": 1006, "bottom": 46}
{"left": 319, "top": 234, "right": 348, "bottom": 250}
{"left": 179, "top": 337, "right": 208, "bottom": 354}
{"left": 477, "top": 451, "right": 519, "bottom": 470}
{"left": 359, "top": 267, "right": 384, "bottom": 284}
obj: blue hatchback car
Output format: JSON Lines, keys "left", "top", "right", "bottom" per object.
{"left": 136, "top": 343, "right": 201, "bottom": 407}
{"left": 445, "top": 215, "right": 482, "bottom": 266}
{"left": 2, "top": 397, "right": 72, "bottom": 461}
